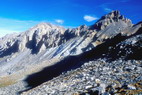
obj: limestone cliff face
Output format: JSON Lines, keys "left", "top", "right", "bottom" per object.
{"left": 0, "top": 23, "right": 66, "bottom": 55}
{"left": 25, "top": 23, "right": 66, "bottom": 53}
{"left": 0, "top": 11, "right": 134, "bottom": 56}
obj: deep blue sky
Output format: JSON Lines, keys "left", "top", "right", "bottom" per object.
{"left": 0, "top": 0, "right": 142, "bottom": 37}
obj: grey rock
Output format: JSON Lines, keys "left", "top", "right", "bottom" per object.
{"left": 0, "top": 10, "right": 142, "bottom": 95}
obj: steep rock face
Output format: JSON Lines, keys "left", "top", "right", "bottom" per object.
{"left": 0, "top": 23, "right": 66, "bottom": 76}
{"left": 0, "top": 34, "right": 20, "bottom": 57}
{"left": 64, "top": 25, "right": 89, "bottom": 40}
{"left": 88, "top": 11, "right": 132, "bottom": 44}
{"left": 25, "top": 23, "right": 66, "bottom": 54}
{"left": 91, "top": 10, "right": 132, "bottom": 30}
{"left": 0, "top": 11, "right": 134, "bottom": 58}
{"left": 0, "top": 23, "right": 66, "bottom": 55}
{"left": 59, "top": 11, "right": 134, "bottom": 56}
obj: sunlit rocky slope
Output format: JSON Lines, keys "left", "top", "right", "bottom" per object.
{"left": 0, "top": 11, "right": 142, "bottom": 95}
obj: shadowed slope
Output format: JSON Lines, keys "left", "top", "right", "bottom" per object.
{"left": 23, "top": 26, "right": 142, "bottom": 90}
{"left": 0, "top": 40, "right": 19, "bottom": 58}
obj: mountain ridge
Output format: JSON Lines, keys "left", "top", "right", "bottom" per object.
{"left": 0, "top": 10, "right": 142, "bottom": 95}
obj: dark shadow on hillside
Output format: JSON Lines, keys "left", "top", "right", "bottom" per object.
{"left": 0, "top": 40, "right": 19, "bottom": 58}
{"left": 26, "top": 32, "right": 48, "bottom": 54}
{"left": 25, "top": 56, "right": 82, "bottom": 88}
{"left": 104, "top": 27, "right": 142, "bottom": 61}
{"left": 18, "top": 56, "right": 83, "bottom": 94}
{"left": 21, "top": 29, "right": 142, "bottom": 93}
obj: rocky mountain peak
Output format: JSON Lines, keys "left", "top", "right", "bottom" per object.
{"left": 0, "top": 22, "right": 66, "bottom": 57}
{"left": 91, "top": 10, "right": 132, "bottom": 30}
{"left": 102, "top": 10, "right": 121, "bottom": 20}
{"left": 30, "top": 22, "right": 65, "bottom": 34}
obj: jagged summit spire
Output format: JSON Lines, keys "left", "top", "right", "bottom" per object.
{"left": 101, "top": 10, "right": 122, "bottom": 21}
{"left": 109, "top": 10, "right": 120, "bottom": 17}
{"left": 90, "top": 10, "right": 132, "bottom": 30}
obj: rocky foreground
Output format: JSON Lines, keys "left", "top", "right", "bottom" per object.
{"left": 22, "top": 59, "right": 142, "bottom": 95}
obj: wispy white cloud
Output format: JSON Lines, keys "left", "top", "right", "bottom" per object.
{"left": 99, "top": 3, "right": 113, "bottom": 13}
{"left": 104, "top": 8, "right": 113, "bottom": 12}
{"left": 55, "top": 19, "right": 64, "bottom": 24}
{"left": 84, "top": 15, "right": 98, "bottom": 22}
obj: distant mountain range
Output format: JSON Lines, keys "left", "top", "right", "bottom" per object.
{"left": 0, "top": 11, "right": 142, "bottom": 95}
